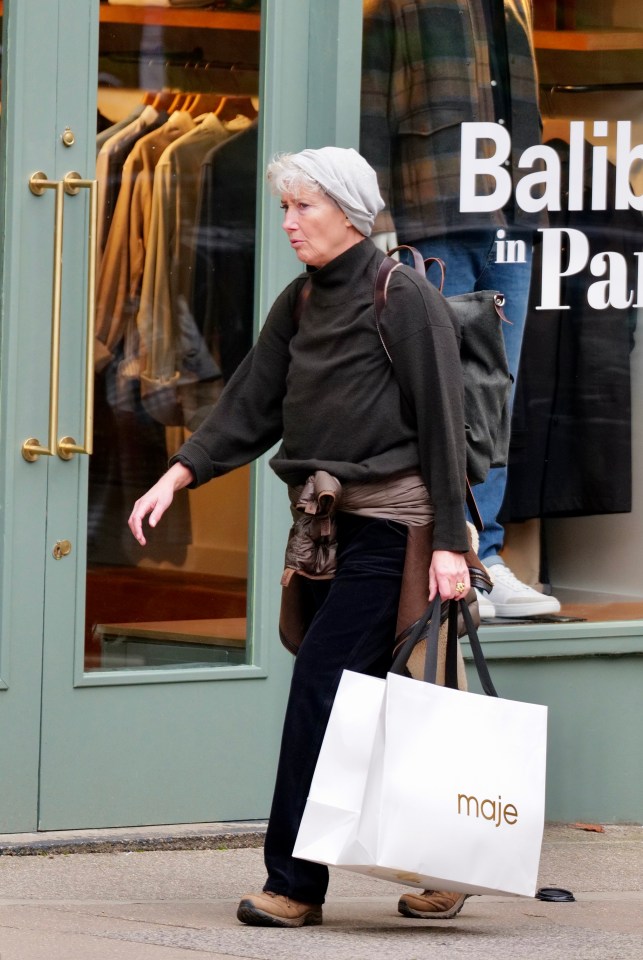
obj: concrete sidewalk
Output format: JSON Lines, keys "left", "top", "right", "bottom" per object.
{"left": 0, "top": 823, "right": 640, "bottom": 960}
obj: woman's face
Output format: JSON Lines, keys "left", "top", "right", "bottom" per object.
{"left": 280, "top": 189, "right": 362, "bottom": 268}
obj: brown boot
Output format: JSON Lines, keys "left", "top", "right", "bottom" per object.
{"left": 237, "top": 891, "right": 323, "bottom": 927}
{"left": 398, "top": 889, "right": 469, "bottom": 919}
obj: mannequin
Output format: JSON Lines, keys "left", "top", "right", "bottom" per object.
{"left": 361, "top": 0, "right": 561, "bottom": 619}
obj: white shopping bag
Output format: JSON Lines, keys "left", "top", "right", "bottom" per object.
{"left": 294, "top": 600, "right": 547, "bottom": 897}
{"left": 292, "top": 670, "right": 386, "bottom": 866}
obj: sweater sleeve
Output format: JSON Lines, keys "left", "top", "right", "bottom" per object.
{"left": 382, "top": 269, "right": 469, "bottom": 552}
{"left": 169, "top": 278, "right": 303, "bottom": 486}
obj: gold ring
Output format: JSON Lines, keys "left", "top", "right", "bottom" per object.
{"left": 455, "top": 581, "right": 466, "bottom": 593}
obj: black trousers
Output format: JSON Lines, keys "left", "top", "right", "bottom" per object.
{"left": 263, "top": 512, "right": 408, "bottom": 904}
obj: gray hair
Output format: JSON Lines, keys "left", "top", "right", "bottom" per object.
{"left": 266, "top": 153, "right": 328, "bottom": 200}
{"left": 268, "top": 146, "right": 384, "bottom": 237}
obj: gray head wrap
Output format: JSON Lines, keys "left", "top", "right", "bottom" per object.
{"left": 288, "top": 146, "right": 384, "bottom": 237}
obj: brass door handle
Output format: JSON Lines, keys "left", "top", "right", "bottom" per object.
{"left": 58, "top": 172, "right": 98, "bottom": 460}
{"left": 22, "top": 173, "right": 65, "bottom": 462}
{"left": 22, "top": 170, "right": 98, "bottom": 463}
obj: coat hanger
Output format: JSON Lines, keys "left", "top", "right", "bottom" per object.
{"left": 150, "top": 90, "right": 176, "bottom": 112}
{"left": 167, "top": 92, "right": 190, "bottom": 113}
{"left": 214, "top": 95, "right": 258, "bottom": 122}
{"left": 187, "top": 93, "right": 224, "bottom": 117}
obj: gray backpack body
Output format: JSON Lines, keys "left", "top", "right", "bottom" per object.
{"left": 375, "top": 245, "right": 511, "bottom": 490}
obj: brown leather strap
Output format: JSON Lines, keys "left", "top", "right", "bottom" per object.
{"left": 376, "top": 251, "right": 483, "bottom": 532}
{"left": 386, "top": 244, "right": 426, "bottom": 275}
{"left": 424, "top": 256, "right": 447, "bottom": 293}
{"left": 374, "top": 257, "right": 400, "bottom": 362}
{"left": 465, "top": 478, "right": 483, "bottom": 532}
{"left": 294, "top": 252, "right": 483, "bottom": 531}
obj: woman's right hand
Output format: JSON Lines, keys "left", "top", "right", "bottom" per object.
{"left": 128, "top": 462, "right": 195, "bottom": 546}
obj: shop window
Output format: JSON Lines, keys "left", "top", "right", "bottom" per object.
{"left": 361, "top": 0, "right": 643, "bottom": 625}
{"left": 88, "top": 1, "right": 261, "bottom": 670}
{"left": 528, "top": 1, "right": 643, "bottom": 624}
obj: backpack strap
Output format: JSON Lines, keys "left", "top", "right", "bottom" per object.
{"left": 386, "top": 244, "right": 426, "bottom": 275}
{"left": 374, "top": 253, "right": 483, "bottom": 532}
{"left": 465, "top": 478, "right": 483, "bottom": 533}
{"left": 292, "top": 252, "right": 483, "bottom": 530}
{"left": 373, "top": 256, "right": 401, "bottom": 362}
{"left": 424, "top": 256, "right": 446, "bottom": 292}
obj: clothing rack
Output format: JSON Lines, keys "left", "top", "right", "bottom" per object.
{"left": 99, "top": 51, "right": 258, "bottom": 95}
{"left": 542, "top": 82, "right": 643, "bottom": 94}
{"left": 104, "top": 50, "right": 258, "bottom": 74}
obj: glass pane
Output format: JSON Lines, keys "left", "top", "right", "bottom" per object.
{"left": 360, "top": 0, "right": 643, "bottom": 626}
{"left": 530, "top": 1, "right": 643, "bottom": 624}
{"left": 87, "top": 1, "right": 261, "bottom": 670}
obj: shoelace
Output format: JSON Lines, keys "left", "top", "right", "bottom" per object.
{"left": 490, "top": 565, "right": 528, "bottom": 590}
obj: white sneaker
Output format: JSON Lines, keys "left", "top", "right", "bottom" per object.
{"left": 488, "top": 564, "right": 561, "bottom": 618}
{"left": 475, "top": 590, "right": 496, "bottom": 620}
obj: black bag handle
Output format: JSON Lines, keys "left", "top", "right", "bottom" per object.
{"left": 390, "top": 595, "right": 498, "bottom": 698}
{"left": 450, "top": 598, "right": 498, "bottom": 697}
{"left": 390, "top": 595, "right": 441, "bottom": 679}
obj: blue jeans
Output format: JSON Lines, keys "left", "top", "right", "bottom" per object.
{"left": 405, "top": 230, "right": 534, "bottom": 562}
{"left": 263, "top": 512, "right": 408, "bottom": 904}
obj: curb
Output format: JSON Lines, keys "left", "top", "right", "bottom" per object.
{"left": 0, "top": 823, "right": 267, "bottom": 857}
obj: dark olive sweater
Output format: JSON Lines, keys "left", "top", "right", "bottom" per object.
{"left": 172, "top": 238, "right": 468, "bottom": 551}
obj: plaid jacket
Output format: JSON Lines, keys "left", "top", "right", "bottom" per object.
{"left": 360, "top": 0, "right": 542, "bottom": 239}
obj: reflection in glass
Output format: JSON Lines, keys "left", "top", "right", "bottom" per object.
{"left": 360, "top": 1, "right": 643, "bottom": 625}
{"left": 509, "top": 9, "right": 643, "bottom": 624}
{"left": 87, "top": 3, "right": 261, "bottom": 670}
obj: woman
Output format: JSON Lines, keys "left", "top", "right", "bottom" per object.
{"left": 128, "top": 146, "right": 470, "bottom": 927}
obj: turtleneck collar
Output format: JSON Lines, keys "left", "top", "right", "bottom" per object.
{"left": 306, "top": 238, "right": 379, "bottom": 302}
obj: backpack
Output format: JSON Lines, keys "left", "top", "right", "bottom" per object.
{"left": 374, "top": 245, "right": 512, "bottom": 490}
{"left": 293, "top": 245, "right": 512, "bottom": 520}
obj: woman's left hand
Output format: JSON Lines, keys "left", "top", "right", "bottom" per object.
{"left": 428, "top": 550, "right": 470, "bottom": 601}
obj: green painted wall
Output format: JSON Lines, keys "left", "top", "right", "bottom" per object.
{"left": 464, "top": 630, "right": 643, "bottom": 823}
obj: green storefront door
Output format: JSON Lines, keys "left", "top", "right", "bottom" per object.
{"left": 0, "top": 0, "right": 352, "bottom": 832}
